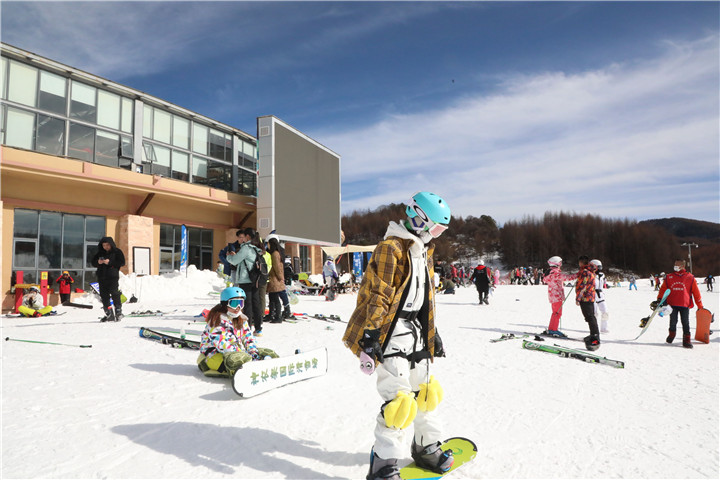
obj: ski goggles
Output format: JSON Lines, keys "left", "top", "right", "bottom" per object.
{"left": 408, "top": 203, "right": 448, "bottom": 238}
{"left": 227, "top": 298, "right": 245, "bottom": 309}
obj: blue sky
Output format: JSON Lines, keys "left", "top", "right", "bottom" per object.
{"left": 2, "top": 1, "right": 718, "bottom": 225}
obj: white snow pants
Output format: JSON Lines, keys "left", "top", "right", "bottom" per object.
{"left": 373, "top": 321, "right": 442, "bottom": 459}
{"left": 595, "top": 291, "right": 609, "bottom": 331}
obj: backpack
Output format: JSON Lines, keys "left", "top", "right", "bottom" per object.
{"left": 246, "top": 248, "right": 269, "bottom": 287}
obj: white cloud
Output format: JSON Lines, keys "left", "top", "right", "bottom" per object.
{"left": 319, "top": 36, "right": 719, "bottom": 224}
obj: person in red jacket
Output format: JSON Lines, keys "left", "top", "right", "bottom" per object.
{"left": 55, "top": 270, "right": 74, "bottom": 304}
{"left": 656, "top": 259, "right": 704, "bottom": 349}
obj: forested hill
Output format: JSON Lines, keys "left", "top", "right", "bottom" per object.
{"left": 341, "top": 207, "right": 719, "bottom": 277}
{"left": 640, "top": 217, "right": 720, "bottom": 242}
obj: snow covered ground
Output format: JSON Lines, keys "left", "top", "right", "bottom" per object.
{"left": 2, "top": 267, "right": 718, "bottom": 479}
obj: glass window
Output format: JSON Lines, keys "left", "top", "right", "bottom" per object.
{"left": 97, "top": 90, "right": 120, "bottom": 130}
{"left": 36, "top": 115, "right": 65, "bottom": 156}
{"left": 172, "top": 116, "right": 189, "bottom": 149}
{"left": 171, "top": 150, "right": 189, "bottom": 181}
{"left": 208, "top": 128, "right": 230, "bottom": 161}
{"left": 142, "top": 141, "right": 156, "bottom": 171}
{"left": 153, "top": 109, "right": 171, "bottom": 144}
{"left": 14, "top": 209, "right": 39, "bottom": 237}
{"left": 38, "top": 211, "right": 62, "bottom": 268}
{"left": 68, "top": 123, "right": 95, "bottom": 162}
{"left": 153, "top": 144, "right": 171, "bottom": 177}
{"left": 1, "top": 57, "right": 7, "bottom": 99}
{"left": 201, "top": 229, "right": 212, "bottom": 247}
{"left": 191, "top": 156, "right": 208, "bottom": 183}
{"left": 95, "top": 130, "right": 119, "bottom": 167}
{"left": 38, "top": 70, "right": 67, "bottom": 115}
{"left": 5, "top": 107, "right": 35, "bottom": 149}
{"left": 13, "top": 240, "right": 37, "bottom": 268}
{"left": 143, "top": 104, "right": 153, "bottom": 138}
{"left": 85, "top": 216, "right": 105, "bottom": 242}
{"left": 119, "top": 135, "right": 133, "bottom": 170}
{"left": 206, "top": 159, "right": 232, "bottom": 190}
{"left": 192, "top": 123, "right": 207, "bottom": 155}
{"left": 238, "top": 168, "right": 257, "bottom": 196}
{"left": 8, "top": 60, "right": 37, "bottom": 107}
{"left": 159, "top": 224, "right": 174, "bottom": 247}
{"left": 70, "top": 81, "right": 97, "bottom": 123}
{"left": 62, "top": 215, "right": 84, "bottom": 270}
{"left": 121, "top": 97, "right": 133, "bottom": 133}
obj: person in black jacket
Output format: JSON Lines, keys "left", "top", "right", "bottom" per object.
{"left": 470, "top": 260, "right": 492, "bottom": 305}
{"left": 91, "top": 236, "right": 126, "bottom": 321}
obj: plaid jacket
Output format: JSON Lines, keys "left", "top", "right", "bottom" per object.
{"left": 342, "top": 226, "right": 437, "bottom": 360}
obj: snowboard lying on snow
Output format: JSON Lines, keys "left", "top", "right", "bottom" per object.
{"left": 232, "top": 347, "right": 328, "bottom": 398}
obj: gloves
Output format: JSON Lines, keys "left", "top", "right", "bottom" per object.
{"left": 383, "top": 391, "right": 417, "bottom": 429}
{"left": 358, "top": 329, "right": 384, "bottom": 364}
{"left": 434, "top": 333, "right": 446, "bottom": 358}
{"left": 417, "top": 375, "right": 444, "bottom": 412}
{"left": 650, "top": 300, "right": 661, "bottom": 310}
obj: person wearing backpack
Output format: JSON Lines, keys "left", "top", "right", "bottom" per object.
{"left": 226, "top": 228, "right": 264, "bottom": 336}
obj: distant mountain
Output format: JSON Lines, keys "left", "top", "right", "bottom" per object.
{"left": 640, "top": 217, "right": 720, "bottom": 243}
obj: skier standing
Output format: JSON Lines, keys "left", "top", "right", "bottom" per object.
{"left": 55, "top": 270, "right": 75, "bottom": 304}
{"left": 591, "top": 259, "right": 610, "bottom": 333}
{"left": 656, "top": 259, "right": 704, "bottom": 349}
{"left": 91, "top": 236, "right": 126, "bottom": 322}
{"left": 323, "top": 256, "right": 339, "bottom": 301}
{"left": 342, "top": 192, "right": 454, "bottom": 480}
{"left": 576, "top": 256, "right": 600, "bottom": 351}
{"left": 470, "top": 260, "right": 492, "bottom": 305}
{"left": 705, "top": 274, "right": 714, "bottom": 292}
{"left": 541, "top": 256, "right": 577, "bottom": 336}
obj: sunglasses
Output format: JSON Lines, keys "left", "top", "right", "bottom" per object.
{"left": 227, "top": 298, "right": 245, "bottom": 309}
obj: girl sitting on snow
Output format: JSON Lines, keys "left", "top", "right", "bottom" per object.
{"left": 197, "top": 286, "right": 278, "bottom": 377}
{"left": 18, "top": 286, "right": 54, "bottom": 317}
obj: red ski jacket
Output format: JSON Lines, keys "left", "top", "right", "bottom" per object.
{"left": 55, "top": 275, "right": 74, "bottom": 294}
{"left": 658, "top": 269, "right": 703, "bottom": 309}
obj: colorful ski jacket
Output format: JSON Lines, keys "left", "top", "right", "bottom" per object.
{"left": 575, "top": 264, "right": 596, "bottom": 303}
{"left": 543, "top": 267, "right": 577, "bottom": 303}
{"left": 658, "top": 269, "right": 703, "bottom": 309}
{"left": 200, "top": 314, "right": 258, "bottom": 361}
{"left": 342, "top": 221, "right": 439, "bottom": 360}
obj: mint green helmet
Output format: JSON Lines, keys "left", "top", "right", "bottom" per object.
{"left": 406, "top": 192, "right": 451, "bottom": 238}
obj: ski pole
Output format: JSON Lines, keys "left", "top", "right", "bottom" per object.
{"left": 5, "top": 337, "right": 92, "bottom": 348}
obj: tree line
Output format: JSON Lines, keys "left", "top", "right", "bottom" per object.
{"left": 342, "top": 207, "right": 718, "bottom": 277}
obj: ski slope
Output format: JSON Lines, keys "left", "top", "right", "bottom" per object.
{"left": 2, "top": 267, "right": 718, "bottom": 479}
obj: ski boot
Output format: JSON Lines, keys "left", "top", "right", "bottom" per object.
{"left": 100, "top": 306, "right": 115, "bottom": 322}
{"left": 682, "top": 334, "right": 693, "bottom": 349}
{"left": 114, "top": 307, "right": 123, "bottom": 322}
{"left": 666, "top": 330, "right": 676, "bottom": 344}
{"left": 584, "top": 335, "right": 600, "bottom": 352}
{"left": 367, "top": 450, "right": 400, "bottom": 480}
{"left": 411, "top": 439, "right": 454, "bottom": 474}
{"left": 543, "top": 329, "right": 567, "bottom": 338}
{"left": 283, "top": 305, "right": 292, "bottom": 319}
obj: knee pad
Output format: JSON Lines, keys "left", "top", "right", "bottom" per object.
{"left": 383, "top": 391, "right": 417, "bottom": 429}
{"left": 417, "top": 375, "right": 444, "bottom": 412}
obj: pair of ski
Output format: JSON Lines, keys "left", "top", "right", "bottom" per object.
{"left": 306, "top": 313, "right": 344, "bottom": 323}
{"left": 522, "top": 340, "right": 625, "bottom": 368}
{"left": 3, "top": 311, "right": 66, "bottom": 318}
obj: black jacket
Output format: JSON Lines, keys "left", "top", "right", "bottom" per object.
{"left": 91, "top": 236, "right": 126, "bottom": 280}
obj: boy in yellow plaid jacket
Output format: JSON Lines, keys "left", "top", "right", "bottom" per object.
{"left": 342, "top": 192, "right": 454, "bottom": 480}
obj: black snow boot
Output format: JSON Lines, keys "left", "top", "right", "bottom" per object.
{"left": 682, "top": 334, "right": 693, "bottom": 349}
{"left": 100, "top": 306, "right": 115, "bottom": 322}
{"left": 367, "top": 450, "right": 400, "bottom": 480}
{"left": 411, "top": 439, "right": 454, "bottom": 474}
{"left": 283, "top": 304, "right": 292, "bottom": 319}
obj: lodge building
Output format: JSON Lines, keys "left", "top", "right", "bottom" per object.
{"left": 0, "top": 43, "right": 338, "bottom": 309}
